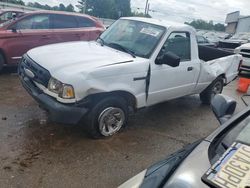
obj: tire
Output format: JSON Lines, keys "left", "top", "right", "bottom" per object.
{"left": 85, "top": 96, "right": 129, "bottom": 139}
{"left": 200, "top": 77, "right": 224, "bottom": 105}
{"left": 0, "top": 53, "right": 4, "bottom": 72}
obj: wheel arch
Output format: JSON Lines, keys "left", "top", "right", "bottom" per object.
{"left": 218, "top": 73, "right": 226, "bottom": 85}
{"left": 0, "top": 49, "right": 7, "bottom": 65}
{"left": 81, "top": 90, "right": 138, "bottom": 111}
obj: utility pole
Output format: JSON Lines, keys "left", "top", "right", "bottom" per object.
{"left": 145, "top": 0, "right": 149, "bottom": 15}
{"left": 80, "top": 0, "right": 87, "bottom": 14}
{"left": 83, "top": 0, "right": 87, "bottom": 13}
{"left": 147, "top": 3, "right": 150, "bottom": 15}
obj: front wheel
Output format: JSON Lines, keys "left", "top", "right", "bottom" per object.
{"left": 200, "top": 77, "right": 224, "bottom": 105}
{"left": 85, "top": 96, "right": 129, "bottom": 139}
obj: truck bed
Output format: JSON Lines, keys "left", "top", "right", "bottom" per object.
{"left": 197, "top": 45, "right": 242, "bottom": 85}
{"left": 198, "top": 45, "right": 235, "bottom": 62}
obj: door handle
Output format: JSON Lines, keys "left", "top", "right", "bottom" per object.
{"left": 75, "top": 33, "right": 84, "bottom": 36}
{"left": 187, "top": 67, "right": 193, "bottom": 71}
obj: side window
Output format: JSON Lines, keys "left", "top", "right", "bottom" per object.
{"left": 0, "top": 12, "right": 13, "bottom": 21}
{"left": 158, "top": 32, "right": 191, "bottom": 61}
{"left": 204, "top": 37, "right": 209, "bottom": 43}
{"left": 15, "top": 14, "right": 50, "bottom": 30}
{"left": 197, "top": 36, "right": 206, "bottom": 44}
{"left": 52, "top": 14, "right": 78, "bottom": 29}
{"left": 75, "top": 16, "right": 95, "bottom": 28}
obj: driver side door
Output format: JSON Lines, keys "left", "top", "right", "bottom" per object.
{"left": 6, "top": 14, "right": 56, "bottom": 65}
{"left": 147, "top": 31, "right": 200, "bottom": 106}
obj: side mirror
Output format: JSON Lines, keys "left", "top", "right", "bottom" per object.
{"left": 155, "top": 52, "right": 180, "bottom": 67}
{"left": 211, "top": 94, "right": 237, "bottom": 125}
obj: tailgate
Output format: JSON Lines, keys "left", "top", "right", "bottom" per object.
{"left": 204, "top": 54, "right": 242, "bottom": 84}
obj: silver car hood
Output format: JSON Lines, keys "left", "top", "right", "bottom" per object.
{"left": 164, "top": 141, "right": 211, "bottom": 188}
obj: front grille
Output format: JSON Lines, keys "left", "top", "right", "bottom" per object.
{"left": 18, "top": 55, "right": 51, "bottom": 87}
{"left": 241, "top": 49, "right": 250, "bottom": 53}
{"left": 240, "top": 49, "right": 250, "bottom": 58}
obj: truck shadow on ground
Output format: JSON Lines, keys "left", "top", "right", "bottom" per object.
{"left": 0, "top": 72, "right": 219, "bottom": 182}
{"left": 4, "top": 96, "right": 213, "bottom": 172}
{"left": 0, "top": 67, "right": 18, "bottom": 75}
{"left": 1, "top": 86, "right": 219, "bottom": 187}
{"left": 16, "top": 95, "right": 216, "bottom": 156}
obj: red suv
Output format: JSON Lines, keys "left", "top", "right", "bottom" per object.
{"left": 0, "top": 11, "right": 105, "bottom": 71}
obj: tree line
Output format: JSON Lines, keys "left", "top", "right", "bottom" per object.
{"left": 0, "top": 0, "right": 134, "bottom": 19}
{"left": 27, "top": 2, "right": 75, "bottom": 12}
{"left": 1, "top": 0, "right": 225, "bottom": 31}
{"left": 77, "top": 0, "right": 132, "bottom": 19}
{"left": 185, "top": 19, "right": 225, "bottom": 32}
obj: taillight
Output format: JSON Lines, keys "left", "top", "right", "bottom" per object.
{"left": 238, "top": 60, "right": 243, "bottom": 71}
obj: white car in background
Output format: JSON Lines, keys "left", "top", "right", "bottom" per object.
{"left": 235, "top": 43, "right": 250, "bottom": 73}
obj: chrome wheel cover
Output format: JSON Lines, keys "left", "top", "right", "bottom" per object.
{"left": 98, "top": 107, "right": 125, "bottom": 137}
{"left": 212, "top": 81, "right": 223, "bottom": 95}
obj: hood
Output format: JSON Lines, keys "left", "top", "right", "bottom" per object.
{"left": 27, "top": 41, "right": 135, "bottom": 73}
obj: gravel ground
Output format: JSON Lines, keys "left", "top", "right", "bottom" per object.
{"left": 0, "top": 68, "right": 247, "bottom": 188}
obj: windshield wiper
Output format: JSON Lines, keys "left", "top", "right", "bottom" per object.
{"left": 107, "top": 42, "right": 136, "bottom": 58}
{"left": 97, "top": 37, "right": 105, "bottom": 46}
{"left": 221, "top": 141, "right": 229, "bottom": 150}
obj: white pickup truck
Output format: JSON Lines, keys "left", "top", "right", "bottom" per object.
{"left": 19, "top": 17, "right": 242, "bottom": 138}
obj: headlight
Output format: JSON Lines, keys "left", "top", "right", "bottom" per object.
{"left": 48, "top": 77, "right": 75, "bottom": 99}
{"left": 60, "top": 85, "right": 75, "bottom": 99}
{"left": 48, "top": 77, "right": 63, "bottom": 94}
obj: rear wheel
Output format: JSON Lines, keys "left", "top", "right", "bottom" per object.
{"left": 0, "top": 53, "right": 4, "bottom": 72}
{"left": 200, "top": 77, "right": 224, "bottom": 105}
{"left": 85, "top": 96, "right": 129, "bottom": 139}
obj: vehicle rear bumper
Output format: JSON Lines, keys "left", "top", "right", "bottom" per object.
{"left": 240, "top": 58, "right": 250, "bottom": 72}
{"left": 20, "top": 76, "right": 88, "bottom": 125}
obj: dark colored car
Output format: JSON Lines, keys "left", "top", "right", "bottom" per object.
{"left": 0, "top": 11, "right": 105, "bottom": 71}
{"left": 0, "top": 9, "right": 24, "bottom": 24}
{"left": 120, "top": 94, "right": 250, "bottom": 188}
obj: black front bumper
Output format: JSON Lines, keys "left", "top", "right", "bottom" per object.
{"left": 20, "top": 75, "right": 88, "bottom": 125}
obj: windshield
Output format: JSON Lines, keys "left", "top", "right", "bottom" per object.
{"left": 210, "top": 115, "right": 250, "bottom": 163}
{"left": 98, "top": 19, "right": 166, "bottom": 58}
{"left": 0, "top": 13, "right": 25, "bottom": 28}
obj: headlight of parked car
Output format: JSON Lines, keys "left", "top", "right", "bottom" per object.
{"left": 48, "top": 77, "right": 75, "bottom": 99}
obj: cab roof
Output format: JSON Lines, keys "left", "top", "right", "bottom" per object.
{"left": 122, "top": 17, "right": 195, "bottom": 31}
{"left": 0, "top": 8, "right": 25, "bottom": 13}
{"left": 24, "top": 10, "right": 94, "bottom": 19}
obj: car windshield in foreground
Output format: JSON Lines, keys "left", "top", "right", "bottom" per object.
{"left": 210, "top": 115, "right": 250, "bottom": 163}
{"left": 97, "top": 19, "right": 166, "bottom": 58}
